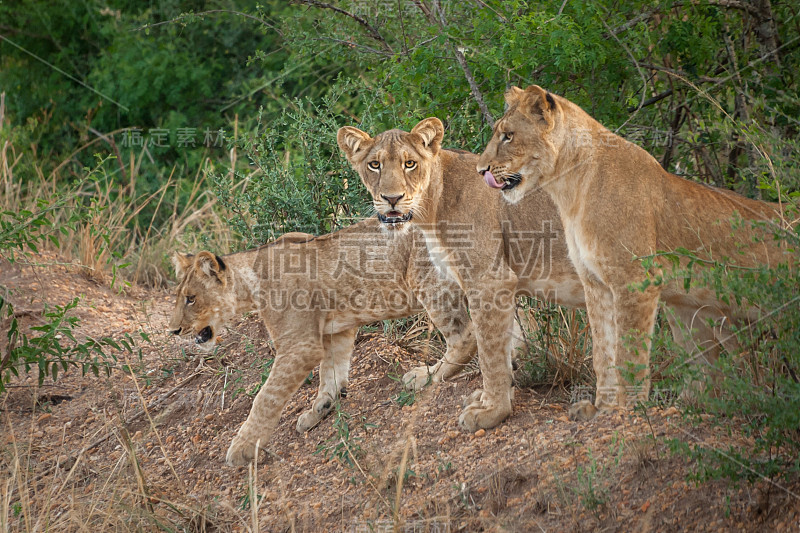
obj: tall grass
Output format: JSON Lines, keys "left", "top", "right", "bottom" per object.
{"left": 0, "top": 92, "right": 232, "bottom": 288}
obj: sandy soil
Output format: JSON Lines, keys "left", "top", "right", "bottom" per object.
{"left": 2, "top": 255, "right": 799, "bottom": 532}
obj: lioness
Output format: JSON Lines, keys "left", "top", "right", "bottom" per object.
{"left": 169, "top": 218, "right": 483, "bottom": 466}
{"left": 338, "top": 121, "right": 744, "bottom": 429}
{"left": 339, "top": 121, "right": 589, "bottom": 432}
{"left": 477, "top": 85, "right": 791, "bottom": 418}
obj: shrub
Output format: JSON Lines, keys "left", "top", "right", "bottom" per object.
{"left": 644, "top": 210, "right": 800, "bottom": 485}
{"left": 213, "top": 81, "right": 373, "bottom": 247}
{"left": 0, "top": 165, "right": 142, "bottom": 392}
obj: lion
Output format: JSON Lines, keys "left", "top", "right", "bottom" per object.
{"left": 477, "top": 85, "right": 792, "bottom": 419}
{"left": 169, "top": 218, "right": 489, "bottom": 466}
{"left": 337, "top": 120, "right": 747, "bottom": 429}
{"left": 338, "top": 121, "right": 589, "bottom": 433}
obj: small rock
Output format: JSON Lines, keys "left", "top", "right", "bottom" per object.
{"left": 474, "top": 429, "right": 486, "bottom": 438}
{"left": 640, "top": 501, "right": 651, "bottom": 512}
{"left": 204, "top": 413, "right": 215, "bottom": 421}
{"left": 37, "top": 413, "right": 52, "bottom": 423}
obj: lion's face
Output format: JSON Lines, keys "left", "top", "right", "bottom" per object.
{"left": 168, "top": 252, "right": 235, "bottom": 349}
{"left": 477, "top": 85, "right": 559, "bottom": 204}
{"left": 338, "top": 118, "right": 444, "bottom": 230}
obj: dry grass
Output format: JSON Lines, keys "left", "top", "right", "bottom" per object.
{"left": 515, "top": 300, "right": 593, "bottom": 389}
{"left": 0, "top": 411, "right": 247, "bottom": 533}
{"left": 0, "top": 93, "right": 233, "bottom": 290}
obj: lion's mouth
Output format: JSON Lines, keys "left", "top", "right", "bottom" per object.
{"left": 195, "top": 326, "right": 214, "bottom": 344}
{"left": 501, "top": 174, "right": 521, "bottom": 191}
{"left": 484, "top": 170, "right": 521, "bottom": 191}
{"left": 377, "top": 211, "right": 413, "bottom": 226}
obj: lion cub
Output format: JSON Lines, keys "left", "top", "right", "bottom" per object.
{"left": 478, "top": 85, "right": 793, "bottom": 418}
{"left": 169, "top": 218, "right": 481, "bottom": 466}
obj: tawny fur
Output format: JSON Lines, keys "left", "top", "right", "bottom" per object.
{"left": 168, "top": 218, "right": 482, "bottom": 466}
{"left": 478, "top": 85, "right": 793, "bottom": 418}
{"left": 339, "top": 120, "right": 749, "bottom": 429}
{"left": 340, "top": 121, "right": 589, "bottom": 432}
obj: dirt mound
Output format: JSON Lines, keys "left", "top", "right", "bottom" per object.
{"left": 2, "top": 256, "right": 798, "bottom": 531}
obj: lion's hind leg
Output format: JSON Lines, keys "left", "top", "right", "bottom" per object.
{"left": 664, "top": 304, "right": 735, "bottom": 404}
{"left": 297, "top": 328, "right": 357, "bottom": 432}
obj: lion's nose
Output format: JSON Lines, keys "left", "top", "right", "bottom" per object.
{"left": 477, "top": 167, "right": 488, "bottom": 175}
{"left": 381, "top": 194, "right": 404, "bottom": 208}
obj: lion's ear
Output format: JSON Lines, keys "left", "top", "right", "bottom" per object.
{"left": 172, "top": 253, "right": 193, "bottom": 279}
{"left": 410, "top": 117, "right": 443, "bottom": 155}
{"left": 523, "top": 85, "right": 557, "bottom": 129}
{"left": 194, "top": 251, "right": 226, "bottom": 286}
{"left": 337, "top": 126, "right": 372, "bottom": 162}
{"left": 504, "top": 86, "right": 526, "bottom": 109}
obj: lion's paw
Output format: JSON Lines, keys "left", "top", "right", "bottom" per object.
{"left": 225, "top": 436, "right": 260, "bottom": 467}
{"left": 462, "top": 389, "right": 483, "bottom": 409}
{"left": 402, "top": 366, "right": 437, "bottom": 391}
{"left": 296, "top": 410, "right": 322, "bottom": 433}
{"left": 296, "top": 394, "right": 335, "bottom": 433}
{"left": 458, "top": 395, "right": 511, "bottom": 432}
{"left": 568, "top": 400, "right": 599, "bottom": 421}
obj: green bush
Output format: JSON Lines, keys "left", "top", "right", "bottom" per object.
{"left": 213, "top": 81, "right": 373, "bottom": 246}
{"left": 0, "top": 168, "right": 141, "bottom": 393}
{"left": 633, "top": 202, "right": 800, "bottom": 485}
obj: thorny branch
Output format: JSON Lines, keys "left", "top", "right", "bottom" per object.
{"left": 422, "top": 0, "right": 495, "bottom": 126}
{"left": 293, "top": 0, "right": 393, "bottom": 53}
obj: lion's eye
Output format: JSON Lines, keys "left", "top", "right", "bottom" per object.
{"left": 186, "top": 296, "right": 195, "bottom": 305}
{"left": 404, "top": 160, "right": 417, "bottom": 170}
{"left": 502, "top": 132, "right": 514, "bottom": 142}
{"left": 367, "top": 161, "right": 381, "bottom": 170}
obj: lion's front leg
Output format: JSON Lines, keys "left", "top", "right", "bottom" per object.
{"left": 570, "top": 279, "right": 618, "bottom": 421}
{"left": 296, "top": 328, "right": 356, "bottom": 432}
{"left": 458, "top": 285, "right": 516, "bottom": 432}
{"left": 226, "top": 342, "right": 323, "bottom": 467}
{"left": 570, "top": 278, "right": 660, "bottom": 421}
{"left": 611, "top": 283, "right": 659, "bottom": 405}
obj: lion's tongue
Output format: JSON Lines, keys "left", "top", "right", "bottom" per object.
{"left": 484, "top": 170, "right": 505, "bottom": 189}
